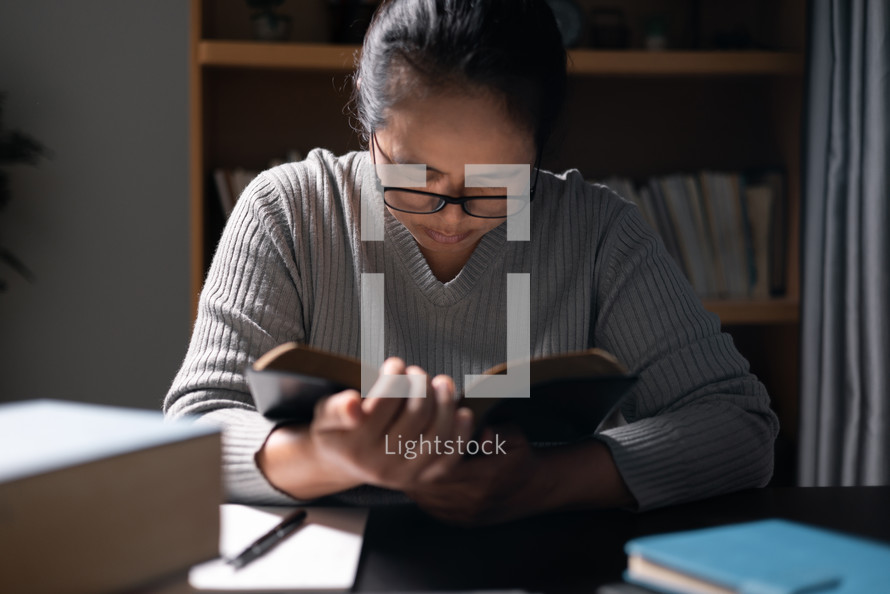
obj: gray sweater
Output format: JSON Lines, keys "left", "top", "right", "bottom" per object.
{"left": 163, "top": 148, "right": 778, "bottom": 511}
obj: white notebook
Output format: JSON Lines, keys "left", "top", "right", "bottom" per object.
{"left": 189, "top": 504, "right": 369, "bottom": 592}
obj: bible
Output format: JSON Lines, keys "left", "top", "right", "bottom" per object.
{"left": 246, "top": 342, "right": 637, "bottom": 443}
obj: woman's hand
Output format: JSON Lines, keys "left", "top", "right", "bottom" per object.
{"left": 402, "top": 425, "right": 547, "bottom": 526}
{"left": 259, "top": 356, "right": 634, "bottom": 515}
{"left": 307, "top": 357, "right": 473, "bottom": 492}
{"left": 402, "top": 430, "right": 637, "bottom": 527}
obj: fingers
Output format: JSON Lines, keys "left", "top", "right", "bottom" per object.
{"left": 425, "top": 376, "right": 457, "bottom": 442}
{"left": 417, "top": 405, "right": 475, "bottom": 482}
{"left": 446, "top": 406, "right": 475, "bottom": 466}
{"left": 361, "top": 358, "right": 409, "bottom": 435}
{"left": 317, "top": 356, "right": 469, "bottom": 489}
{"left": 313, "top": 390, "right": 363, "bottom": 431}
{"left": 366, "top": 366, "right": 462, "bottom": 483}
{"left": 385, "top": 366, "right": 439, "bottom": 440}
{"left": 363, "top": 357, "right": 406, "bottom": 405}
{"left": 363, "top": 358, "right": 446, "bottom": 439}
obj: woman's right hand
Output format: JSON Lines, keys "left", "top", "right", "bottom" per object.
{"left": 257, "top": 357, "right": 473, "bottom": 501}
{"left": 307, "top": 357, "right": 473, "bottom": 491}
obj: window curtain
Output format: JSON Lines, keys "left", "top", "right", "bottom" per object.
{"left": 799, "top": 0, "right": 890, "bottom": 486}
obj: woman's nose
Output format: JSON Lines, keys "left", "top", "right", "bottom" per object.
{"left": 437, "top": 202, "right": 468, "bottom": 225}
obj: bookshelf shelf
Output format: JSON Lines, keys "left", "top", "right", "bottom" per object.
{"left": 568, "top": 50, "right": 803, "bottom": 76}
{"left": 199, "top": 41, "right": 804, "bottom": 77}
{"left": 198, "top": 41, "right": 358, "bottom": 71}
{"left": 703, "top": 299, "right": 800, "bottom": 325}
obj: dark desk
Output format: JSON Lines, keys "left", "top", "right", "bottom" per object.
{"left": 353, "top": 487, "right": 890, "bottom": 592}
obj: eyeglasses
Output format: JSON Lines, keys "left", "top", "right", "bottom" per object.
{"left": 370, "top": 132, "right": 541, "bottom": 219}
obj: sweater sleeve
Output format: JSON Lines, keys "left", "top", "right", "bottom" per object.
{"left": 163, "top": 171, "right": 307, "bottom": 505}
{"left": 591, "top": 194, "right": 780, "bottom": 511}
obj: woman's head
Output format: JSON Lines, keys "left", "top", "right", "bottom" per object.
{"left": 355, "top": 0, "right": 566, "bottom": 280}
{"left": 353, "top": 0, "right": 567, "bottom": 154}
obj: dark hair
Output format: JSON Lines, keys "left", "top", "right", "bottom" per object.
{"left": 352, "top": 0, "right": 567, "bottom": 154}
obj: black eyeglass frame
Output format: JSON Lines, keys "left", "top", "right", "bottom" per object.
{"left": 370, "top": 132, "right": 542, "bottom": 219}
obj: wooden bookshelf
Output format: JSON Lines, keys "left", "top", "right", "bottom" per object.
{"left": 190, "top": 0, "right": 806, "bottom": 476}
{"left": 199, "top": 40, "right": 804, "bottom": 77}
{"left": 704, "top": 299, "right": 799, "bottom": 325}
{"left": 567, "top": 49, "right": 804, "bottom": 76}
{"left": 198, "top": 41, "right": 358, "bottom": 71}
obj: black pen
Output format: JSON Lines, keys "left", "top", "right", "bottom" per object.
{"left": 225, "top": 508, "right": 308, "bottom": 570}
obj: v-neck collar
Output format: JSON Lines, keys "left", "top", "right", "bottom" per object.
{"left": 384, "top": 212, "right": 507, "bottom": 306}
{"left": 359, "top": 151, "right": 508, "bottom": 306}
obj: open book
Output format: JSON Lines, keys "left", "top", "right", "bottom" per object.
{"left": 245, "top": 342, "right": 637, "bottom": 443}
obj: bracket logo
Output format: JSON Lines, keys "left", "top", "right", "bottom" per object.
{"left": 360, "top": 161, "right": 532, "bottom": 399}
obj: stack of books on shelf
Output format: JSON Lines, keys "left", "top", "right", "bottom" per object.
{"left": 213, "top": 149, "right": 304, "bottom": 217}
{"left": 0, "top": 399, "right": 222, "bottom": 594}
{"left": 601, "top": 171, "right": 786, "bottom": 300}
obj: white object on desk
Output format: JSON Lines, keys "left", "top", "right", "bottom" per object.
{"left": 189, "top": 504, "right": 369, "bottom": 592}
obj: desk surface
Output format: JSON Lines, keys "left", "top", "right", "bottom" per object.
{"left": 353, "top": 487, "right": 890, "bottom": 593}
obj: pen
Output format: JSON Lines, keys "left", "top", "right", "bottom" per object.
{"left": 225, "top": 508, "right": 308, "bottom": 569}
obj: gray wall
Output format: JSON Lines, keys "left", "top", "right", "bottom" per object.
{"left": 0, "top": 1, "right": 191, "bottom": 411}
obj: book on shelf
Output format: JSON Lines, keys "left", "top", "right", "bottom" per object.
{"left": 644, "top": 178, "right": 690, "bottom": 282}
{"left": 662, "top": 174, "right": 718, "bottom": 298}
{"left": 212, "top": 167, "right": 259, "bottom": 218}
{"left": 212, "top": 169, "right": 236, "bottom": 216}
{"left": 700, "top": 171, "right": 752, "bottom": 298}
{"left": 757, "top": 170, "right": 787, "bottom": 297}
{"left": 245, "top": 342, "right": 638, "bottom": 444}
{"left": 0, "top": 399, "right": 222, "bottom": 594}
{"left": 212, "top": 149, "right": 304, "bottom": 217}
{"left": 686, "top": 174, "right": 728, "bottom": 297}
{"left": 604, "top": 177, "right": 659, "bottom": 233}
{"left": 624, "top": 518, "right": 890, "bottom": 593}
{"left": 745, "top": 178, "right": 776, "bottom": 299}
{"left": 731, "top": 173, "right": 757, "bottom": 297}
{"left": 600, "top": 170, "right": 786, "bottom": 302}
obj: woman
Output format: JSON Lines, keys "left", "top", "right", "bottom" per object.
{"left": 164, "top": 0, "right": 778, "bottom": 526}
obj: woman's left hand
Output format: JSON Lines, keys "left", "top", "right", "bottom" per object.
{"left": 403, "top": 425, "right": 549, "bottom": 526}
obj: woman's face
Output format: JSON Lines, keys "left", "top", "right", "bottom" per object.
{"left": 373, "top": 90, "right": 536, "bottom": 268}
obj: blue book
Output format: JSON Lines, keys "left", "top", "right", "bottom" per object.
{"left": 625, "top": 519, "right": 890, "bottom": 593}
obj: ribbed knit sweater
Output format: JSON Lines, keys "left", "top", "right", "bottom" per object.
{"left": 163, "top": 148, "right": 779, "bottom": 511}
